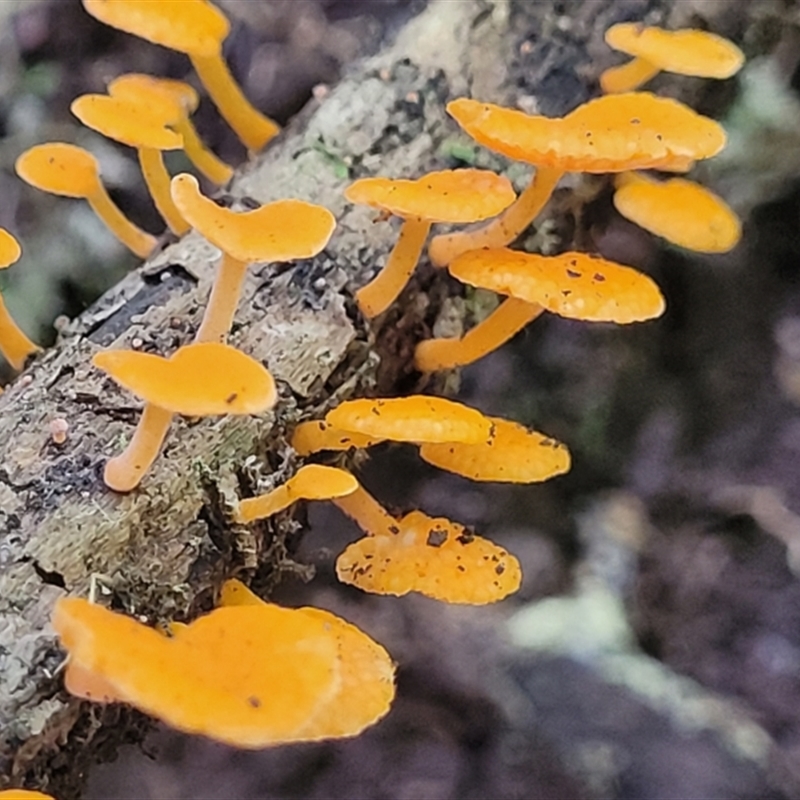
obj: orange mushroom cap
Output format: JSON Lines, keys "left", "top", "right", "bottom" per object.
{"left": 171, "top": 173, "right": 336, "bottom": 264}
{"left": 336, "top": 510, "right": 522, "bottom": 604}
{"left": 82, "top": 0, "right": 229, "bottom": 58}
{"left": 0, "top": 791, "right": 56, "bottom": 800}
{"left": 0, "top": 230, "right": 22, "bottom": 269}
{"left": 15, "top": 143, "right": 102, "bottom": 199}
{"left": 291, "top": 420, "right": 383, "bottom": 456}
{"left": 108, "top": 73, "right": 199, "bottom": 125}
{"left": 613, "top": 172, "right": 741, "bottom": 253}
{"left": 92, "top": 341, "right": 277, "bottom": 416}
{"left": 344, "top": 169, "right": 515, "bottom": 223}
{"left": 219, "top": 580, "right": 395, "bottom": 741}
{"left": 325, "top": 396, "right": 493, "bottom": 444}
{"left": 419, "top": 417, "right": 571, "bottom": 483}
{"left": 448, "top": 248, "right": 665, "bottom": 323}
{"left": 71, "top": 94, "right": 181, "bottom": 151}
{"left": 447, "top": 93, "right": 726, "bottom": 173}
{"left": 605, "top": 23, "right": 744, "bottom": 79}
{"left": 235, "top": 465, "right": 359, "bottom": 523}
{"left": 53, "top": 597, "right": 341, "bottom": 748}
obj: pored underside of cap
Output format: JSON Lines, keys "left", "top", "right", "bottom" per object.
{"left": 92, "top": 342, "right": 277, "bottom": 416}
{"left": 613, "top": 173, "right": 741, "bottom": 253}
{"left": 419, "top": 417, "right": 571, "bottom": 483}
{"left": 15, "top": 142, "right": 101, "bottom": 198}
{"left": 218, "top": 580, "right": 395, "bottom": 741}
{"left": 171, "top": 174, "right": 336, "bottom": 263}
{"left": 0, "top": 229, "right": 22, "bottom": 270}
{"left": 82, "top": 0, "right": 229, "bottom": 58}
{"left": 53, "top": 598, "right": 341, "bottom": 748}
{"left": 336, "top": 510, "right": 522, "bottom": 604}
{"left": 326, "top": 396, "right": 493, "bottom": 444}
{"left": 605, "top": 23, "right": 745, "bottom": 79}
{"left": 447, "top": 94, "right": 725, "bottom": 172}
{"left": 448, "top": 248, "right": 665, "bottom": 323}
{"left": 71, "top": 94, "right": 182, "bottom": 150}
{"left": 344, "top": 169, "right": 515, "bottom": 223}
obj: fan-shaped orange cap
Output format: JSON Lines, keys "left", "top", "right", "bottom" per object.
{"left": 605, "top": 24, "right": 744, "bottom": 79}
{"left": 336, "top": 510, "right": 522, "bottom": 604}
{"left": 419, "top": 417, "right": 571, "bottom": 482}
{"left": 613, "top": 172, "right": 741, "bottom": 253}
{"left": 236, "top": 465, "right": 359, "bottom": 523}
{"left": 109, "top": 74, "right": 200, "bottom": 123}
{"left": 448, "top": 248, "right": 665, "bottom": 323}
{"left": 171, "top": 174, "right": 336, "bottom": 263}
{"left": 326, "top": 396, "right": 493, "bottom": 444}
{"left": 92, "top": 342, "right": 277, "bottom": 416}
{"left": 15, "top": 143, "right": 102, "bottom": 199}
{"left": 53, "top": 597, "right": 341, "bottom": 748}
{"left": 448, "top": 93, "right": 725, "bottom": 173}
{"left": 219, "top": 580, "right": 395, "bottom": 741}
{"left": 71, "top": 94, "right": 181, "bottom": 151}
{"left": 0, "top": 230, "right": 21, "bottom": 269}
{"left": 344, "top": 169, "right": 515, "bottom": 223}
{"left": 291, "top": 420, "right": 383, "bottom": 456}
{"left": 82, "top": 0, "right": 229, "bottom": 58}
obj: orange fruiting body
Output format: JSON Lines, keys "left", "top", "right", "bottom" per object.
{"left": 0, "top": 229, "right": 40, "bottom": 371}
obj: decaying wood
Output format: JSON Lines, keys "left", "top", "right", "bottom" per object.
{"left": 0, "top": 0, "right": 736, "bottom": 793}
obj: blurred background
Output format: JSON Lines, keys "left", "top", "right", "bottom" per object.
{"left": 2, "top": 0, "right": 800, "bottom": 798}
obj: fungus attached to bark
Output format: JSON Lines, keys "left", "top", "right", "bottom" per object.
{"left": 71, "top": 93, "right": 188, "bottom": 235}
{"left": 93, "top": 341, "right": 277, "bottom": 492}
{"left": 171, "top": 173, "right": 336, "bottom": 342}
{"left": 235, "top": 465, "right": 359, "bottom": 523}
{"left": 600, "top": 23, "right": 745, "bottom": 94}
{"left": 325, "top": 396, "right": 493, "bottom": 444}
{"left": 15, "top": 142, "right": 157, "bottom": 258}
{"left": 612, "top": 170, "right": 741, "bottom": 253}
{"left": 0, "top": 229, "right": 40, "bottom": 371}
{"left": 336, "top": 509, "right": 522, "bottom": 604}
{"left": 415, "top": 248, "right": 665, "bottom": 371}
{"left": 82, "top": 0, "right": 280, "bottom": 152}
{"left": 428, "top": 93, "right": 727, "bottom": 265}
{"left": 419, "top": 417, "right": 571, "bottom": 482}
{"left": 219, "top": 580, "right": 396, "bottom": 740}
{"left": 344, "top": 169, "right": 515, "bottom": 317}
{"left": 53, "top": 597, "right": 343, "bottom": 748}
{"left": 109, "top": 73, "right": 234, "bottom": 185}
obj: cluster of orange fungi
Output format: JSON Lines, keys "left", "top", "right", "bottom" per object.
{"left": 0, "top": 0, "right": 745, "bottom": 777}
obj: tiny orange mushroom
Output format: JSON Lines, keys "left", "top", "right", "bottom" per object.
{"left": 336, "top": 509, "right": 522, "bottom": 604}
{"left": 81, "top": 0, "right": 280, "bottom": 152}
{"left": 612, "top": 171, "right": 741, "bottom": 253}
{"left": 219, "top": 580, "right": 396, "bottom": 741}
{"left": 235, "top": 465, "right": 359, "bottom": 523}
{"left": 600, "top": 23, "right": 745, "bottom": 94}
{"left": 71, "top": 93, "right": 188, "bottom": 235}
{"left": 108, "top": 73, "right": 234, "bottom": 185}
{"left": 15, "top": 142, "right": 157, "bottom": 258}
{"left": 344, "top": 169, "right": 515, "bottom": 317}
{"left": 171, "top": 173, "right": 336, "bottom": 343}
{"left": 419, "top": 416, "right": 571, "bottom": 483}
{"left": 415, "top": 248, "right": 665, "bottom": 372}
{"left": 94, "top": 341, "right": 277, "bottom": 492}
{"left": 428, "top": 93, "right": 727, "bottom": 266}
{"left": 0, "top": 229, "right": 40, "bottom": 371}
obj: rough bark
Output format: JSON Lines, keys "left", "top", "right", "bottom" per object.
{"left": 0, "top": 0, "right": 740, "bottom": 794}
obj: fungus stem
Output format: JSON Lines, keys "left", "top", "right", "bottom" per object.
{"left": 138, "top": 148, "right": 189, "bottom": 236}
{"left": 195, "top": 252, "right": 248, "bottom": 343}
{"left": 428, "top": 167, "right": 563, "bottom": 267}
{"left": 190, "top": 53, "right": 280, "bottom": 153}
{"left": 599, "top": 58, "right": 661, "bottom": 94}
{"left": 0, "top": 293, "right": 40, "bottom": 371}
{"left": 415, "top": 297, "right": 544, "bottom": 372}
{"left": 88, "top": 184, "right": 157, "bottom": 258}
{"left": 103, "top": 403, "right": 174, "bottom": 493}
{"left": 332, "top": 485, "right": 400, "bottom": 538}
{"left": 175, "top": 118, "right": 234, "bottom": 186}
{"left": 357, "top": 217, "right": 432, "bottom": 318}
